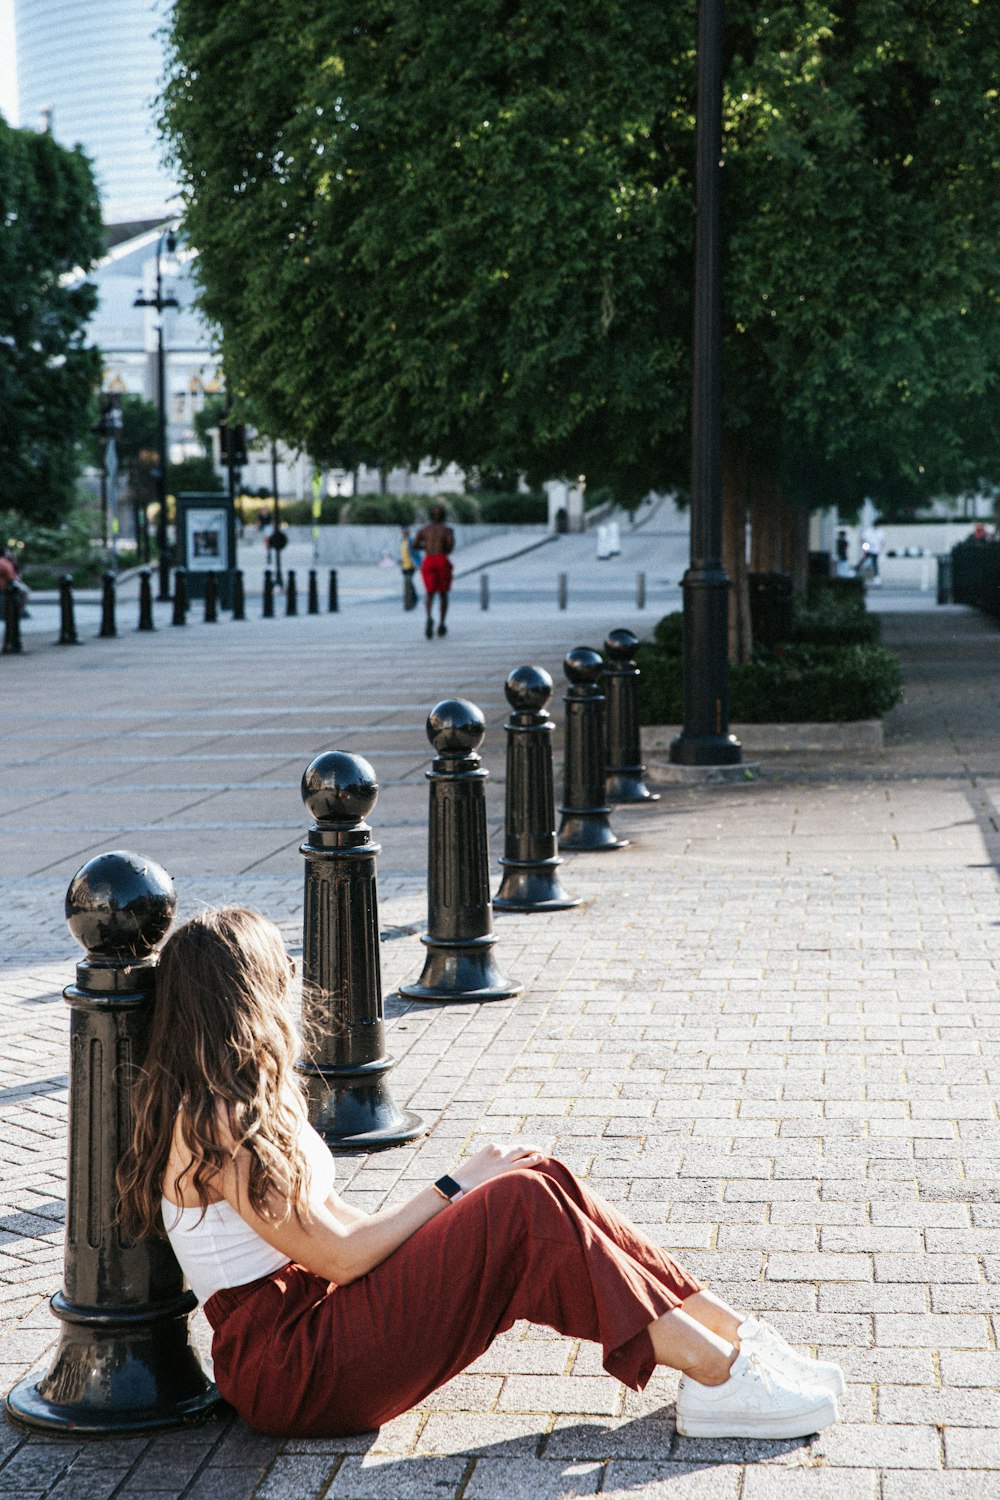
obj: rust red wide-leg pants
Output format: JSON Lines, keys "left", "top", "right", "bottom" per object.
{"left": 203, "top": 1158, "right": 702, "bottom": 1437}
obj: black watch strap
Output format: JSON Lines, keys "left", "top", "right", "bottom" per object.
{"left": 433, "top": 1173, "right": 464, "bottom": 1202}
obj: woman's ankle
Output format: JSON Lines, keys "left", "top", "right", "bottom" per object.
{"left": 683, "top": 1343, "right": 738, "bottom": 1388}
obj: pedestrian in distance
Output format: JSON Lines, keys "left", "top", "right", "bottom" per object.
{"left": 857, "top": 521, "right": 885, "bottom": 584}
{"left": 399, "top": 525, "right": 419, "bottom": 611}
{"left": 414, "top": 502, "right": 454, "bottom": 638}
{"left": 118, "top": 907, "right": 844, "bottom": 1442}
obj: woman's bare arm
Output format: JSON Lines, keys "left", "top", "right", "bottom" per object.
{"left": 216, "top": 1141, "right": 542, "bottom": 1285}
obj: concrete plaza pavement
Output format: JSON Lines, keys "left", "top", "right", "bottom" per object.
{"left": 1, "top": 551, "right": 1000, "bottom": 1499}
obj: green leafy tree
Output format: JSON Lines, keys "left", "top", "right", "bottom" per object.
{"left": 163, "top": 2, "right": 1000, "bottom": 648}
{"left": 0, "top": 115, "right": 104, "bottom": 523}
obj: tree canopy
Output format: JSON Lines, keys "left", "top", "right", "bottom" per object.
{"left": 0, "top": 116, "right": 103, "bottom": 522}
{"left": 162, "top": 0, "right": 1000, "bottom": 512}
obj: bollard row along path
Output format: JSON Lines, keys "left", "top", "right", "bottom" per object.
{"left": 1, "top": 598, "right": 1000, "bottom": 1499}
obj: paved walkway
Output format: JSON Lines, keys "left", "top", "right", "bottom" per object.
{"left": 1, "top": 576, "right": 999, "bottom": 1499}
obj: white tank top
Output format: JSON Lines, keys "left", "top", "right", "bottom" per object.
{"left": 162, "top": 1118, "right": 336, "bottom": 1305}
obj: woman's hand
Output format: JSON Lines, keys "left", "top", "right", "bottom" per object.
{"left": 452, "top": 1142, "right": 546, "bottom": 1194}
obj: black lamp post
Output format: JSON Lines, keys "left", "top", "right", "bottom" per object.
{"left": 134, "top": 228, "right": 179, "bottom": 601}
{"left": 669, "top": 0, "right": 741, "bottom": 767}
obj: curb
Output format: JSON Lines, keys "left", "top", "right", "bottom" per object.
{"left": 642, "top": 719, "right": 884, "bottom": 754}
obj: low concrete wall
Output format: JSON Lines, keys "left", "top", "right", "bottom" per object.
{"left": 275, "top": 523, "right": 547, "bottom": 565}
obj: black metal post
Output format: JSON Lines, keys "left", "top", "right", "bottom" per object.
{"left": 263, "top": 569, "right": 275, "bottom": 618}
{"left": 308, "top": 569, "right": 320, "bottom": 614}
{"left": 5, "top": 851, "right": 219, "bottom": 1433}
{"left": 670, "top": 0, "right": 741, "bottom": 767}
{"left": 494, "top": 666, "right": 579, "bottom": 913}
{"left": 399, "top": 700, "right": 522, "bottom": 1003}
{"left": 171, "top": 568, "right": 187, "bottom": 627}
{"left": 3, "top": 585, "right": 24, "bottom": 655}
{"left": 604, "top": 628, "right": 660, "bottom": 804}
{"left": 58, "top": 575, "right": 79, "bottom": 645}
{"left": 297, "top": 752, "right": 424, "bottom": 1149}
{"left": 328, "top": 569, "right": 339, "bottom": 613}
{"left": 480, "top": 574, "right": 489, "bottom": 611}
{"left": 137, "top": 570, "right": 155, "bottom": 631}
{"left": 286, "top": 569, "right": 298, "bottom": 616}
{"left": 558, "top": 572, "right": 568, "bottom": 610}
{"left": 203, "top": 570, "right": 218, "bottom": 623}
{"left": 99, "top": 572, "right": 117, "bottom": 639}
{"left": 232, "top": 568, "right": 246, "bottom": 620}
{"left": 557, "top": 648, "right": 627, "bottom": 852}
{"left": 133, "top": 230, "right": 178, "bottom": 601}
{"left": 636, "top": 571, "right": 647, "bottom": 610}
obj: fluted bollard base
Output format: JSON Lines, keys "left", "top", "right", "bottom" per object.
{"left": 494, "top": 858, "right": 580, "bottom": 912}
{"left": 557, "top": 808, "right": 627, "bottom": 852}
{"left": 399, "top": 934, "right": 521, "bottom": 1004}
{"left": 606, "top": 769, "right": 660, "bottom": 804}
{"left": 299, "top": 1057, "right": 423, "bottom": 1150}
{"left": 6, "top": 1294, "right": 218, "bottom": 1435}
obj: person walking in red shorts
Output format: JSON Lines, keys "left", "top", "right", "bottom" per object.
{"left": 118, "top": 908, "right": 844, "bottom": 1443}
{"left": 414, "top": 503, "right": 454, "bottom": 638}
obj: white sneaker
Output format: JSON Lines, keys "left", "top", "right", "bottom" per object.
{"left": 675, "top": 1349, "right": 838, "bottom": 1439}
{"left": 738, "top": 1316, "right": 846, "bottom": 1397}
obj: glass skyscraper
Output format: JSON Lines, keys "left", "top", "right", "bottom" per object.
{"left": 14, "top": 0, "right": 177, "bottom": 225}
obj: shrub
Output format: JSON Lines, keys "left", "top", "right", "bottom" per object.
{"left": 474, "top": 490, "right": 548, "bottom": 524}
{"left": 636, "top": 637, "right": 902, "bottom": 724}
{"left": 1, "top": 505, "right": 109, "bottom": 588}
{"left": 341, "top": 493, "right": 419, "bottom": 525}
{"left": 792, "top": 591, "right": 881, "bottom": 646}
{"left": 652, "top": 611, "right": 684, "bottom": 655}
{"left": 168, "top": 456, "right": 224, "bottom": 495}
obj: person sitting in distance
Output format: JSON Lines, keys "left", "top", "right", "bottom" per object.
{"left": 118, "top": 908, "right": 844, "bottom": 1441}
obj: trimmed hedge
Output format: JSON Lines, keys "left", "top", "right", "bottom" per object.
{"left": 635, "top": 632, "right": 903, "bottom": 725}
{"left": 474, "top": 490, "right": 548, "bottom": 524}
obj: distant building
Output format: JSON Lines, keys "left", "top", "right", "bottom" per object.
{"left": 14, "top": 0, "right": 177, "bottom": 228}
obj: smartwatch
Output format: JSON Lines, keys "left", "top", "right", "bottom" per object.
{"left": 432, "top": 1174, "right": 465, "bottom": 1203}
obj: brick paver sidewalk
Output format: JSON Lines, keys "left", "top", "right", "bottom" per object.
{"left": 1, "top": 594, "right": 999, "bottom": 1499}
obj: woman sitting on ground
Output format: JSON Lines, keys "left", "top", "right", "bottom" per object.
{"left": 118, "top": 908, "right": 843, "bottom": 1440}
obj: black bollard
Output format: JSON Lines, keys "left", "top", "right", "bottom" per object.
{"left": 203, "top": 570, "right": 218, "bottom": 623}
{"left": 480, "top": 574, "right": 489, "bottom": 610}
{"left": 557, "top": 647, "right": 628, "bottom": 852}
{"left": 308, "top": 568, "right": 320, "bottom": 615}
{"left": 286, "top": 569, "right": 298, "bottom": 616}
{"left": 58, "top": 574, "right": 79, "bottom": 646}
{"left": 137, "top": 569, "right": 155, "bottom": 631}
{"left": 558, "top": 572, "right": 568, "bottom": 610}
{"left": 297, "top": 753, "right": 424, "bottom": 1149}
{"left": 604, "top": 629, "right": 660, "bottom": 804}
{"left": 232, "top": 568, "right": 246, "bottom": 621}
{"left": 328, "top": 568, "right": 339, "bottom": 613}
{"left": 3, "top": 585, "right": 24, "bottom": 655}
{"left": 98, "top": 572, "right": 117, "bottom": 638}
{"left": 263, "top": 568, "right": 275, "bottom": 618}
{"left": 399, "top": 700, "right": 523, "bottom": 1004}
{"left": 171, "top": 568, "right": 188, "bottom": 627}
{"left": 494, "top": 666, "right": 579, "bottom": 912}
{"left": 5, "top": 851, "right": 219, "bottom": 1434}
{"left": 636, "top": 571, "right": 647, "bottom": 610}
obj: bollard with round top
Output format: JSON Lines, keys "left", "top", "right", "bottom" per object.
{"left": 6, "top": 851, "right": 219, "bottom": 1434}
{"left": 328, "top": 568, "right": 339, "bottom": 613}
{"left": 399, "top": 700, "right": 522, "bottom": 1003}
{"left": 171, "top": 568, "right": 188, "bottom": 627}
{"left": 297, "top": 753, "right": 424, "bottom": 1149}
{"left": 137, "top": 569, "right": 155, "bottom": 631}
{"left": 308, "top": 568, "right": 320, "bottom": 615}
{"left": 604, "top": 628, "right": 660, "bottom": 804}
{"left": 58, "top": 575, "right": 79, "bottom": 645}
{"left": 557, "top": 647, "right": 628, "bottom": 852}
{"left": 494, "top": 666, "right": 580, "bottom": 912}
{"left": 232, "top": 568, "right": 246, "bottom": 621}
{"left": 3, "top": 585, "right": 24, "bottom": 654}
{"left": 286, "top": 569, "right": 298, "bottom": 616}
{"left": 263, "top": 568, "right": 275, "bottom": 618}
{"left": 98, "top": 572, "right": 117, "bottom": 638}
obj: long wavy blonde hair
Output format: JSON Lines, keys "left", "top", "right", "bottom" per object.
{"left": 118, "top": 906, "right": 310, "bottom": 1239}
